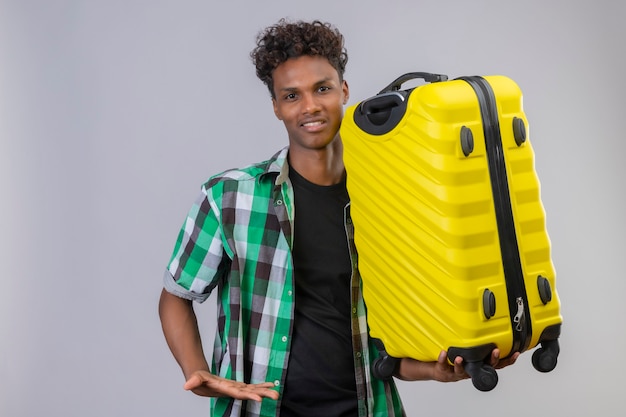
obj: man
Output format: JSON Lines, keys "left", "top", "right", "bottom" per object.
{"left": 159, "top": 19, "right": 517, "bottom": 417}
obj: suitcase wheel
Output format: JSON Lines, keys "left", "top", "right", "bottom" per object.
{"left": 531, "top": 339, "right": 560, "bottom": 373}
{"left": 372, "top": 355, "right": 399, "bottom": 380}
{"left": 371, "top": 339, "right": 400, "bottom": 380}
{"left": 464, "top": 361, "right": 498, "bottom": 392}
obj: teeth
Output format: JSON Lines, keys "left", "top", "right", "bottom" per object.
{"left": 303, "top": 121, "right": 323, "bottom": 127}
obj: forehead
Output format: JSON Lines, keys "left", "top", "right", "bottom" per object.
{"left": 272, "top": 55, "right": 340, "bottom": 90}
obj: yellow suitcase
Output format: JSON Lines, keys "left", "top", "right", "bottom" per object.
{"left": 341, "top": 73, "right": 562, "bottom": 391}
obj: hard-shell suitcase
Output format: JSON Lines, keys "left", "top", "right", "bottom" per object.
{"left": 340, "top": 72, "right": 562, "bottom": 391}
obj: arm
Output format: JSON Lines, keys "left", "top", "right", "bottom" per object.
{"left": 158, "top": 289, "right": 279, "bottom": 401}
{"left": 394, "top": 349, "right": 520, "bottom": 382}
{"left": 158, "top": 288, "right": 209, "bottom": 379}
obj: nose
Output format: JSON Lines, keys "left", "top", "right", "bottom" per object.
{"left": 301, "top": 93, "right": 321, "bottom": 114}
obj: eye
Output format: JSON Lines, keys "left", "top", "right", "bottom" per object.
{"left": 284, "top": 93, "right": 297, "bottom": 101}
{"left": 318, "top": 86, "right": 331, "bottom": 93}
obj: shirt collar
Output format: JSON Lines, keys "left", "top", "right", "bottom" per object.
{"left": 261, "top": 146, "right": 290, "bottom": 186}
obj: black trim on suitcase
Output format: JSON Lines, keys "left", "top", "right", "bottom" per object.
{"left": 459, "top": 76, "right": 532, "bottom": 354}
{"left": 353, "top": 72, "right": 448, "bottom": 136}
{"left": 353, "top": 91, "right": 409, "bottom": 135}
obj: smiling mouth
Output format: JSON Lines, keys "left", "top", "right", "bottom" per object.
{"left": 302, "top": 121, "right": 324, "bottom": 127}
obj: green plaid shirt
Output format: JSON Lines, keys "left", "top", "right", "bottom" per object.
{"left": 164, "top": 147, "right": 405, "bottom": 417}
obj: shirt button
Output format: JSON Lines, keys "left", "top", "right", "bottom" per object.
{"left": 352, "top": 308, "right": 357, "bottom": 315}
{"left": 276, "top": 199, "right": 283, "bottom": 205}
{"left": 274, "top": 380, "right": 280, "bottom": 386}
{"left": 356, "top": 352, "right": 362, "bottom": 358}
{"left": 287, "top": 290, "right": 293, "bottom": 296}
{"left": 282, "top": 336, "right": 288, "bottom": 342}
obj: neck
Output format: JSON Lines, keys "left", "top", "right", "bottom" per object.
{"left": 288, "top": 140, "right": 345, "bottom": 186}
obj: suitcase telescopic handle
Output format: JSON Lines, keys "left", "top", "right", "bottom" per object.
{"left": 378, "top": 72, "right": 448, "bottom": 93}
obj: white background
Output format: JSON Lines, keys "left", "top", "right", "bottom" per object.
{"left": 1, "top": 1, "right": 624, "bottom": 416}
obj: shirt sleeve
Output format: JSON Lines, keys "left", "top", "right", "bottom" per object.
{"left": 163, "top": 184, "right": 229, "bottom": 303}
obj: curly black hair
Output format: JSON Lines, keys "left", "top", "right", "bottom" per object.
{"left": 250, "top": 19, "right": 348, "bottom": 98}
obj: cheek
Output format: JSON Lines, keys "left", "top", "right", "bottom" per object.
{"left": 334, "top": 103, "right": 346, "bottom": 118}
{"left": 272, "top": 100, "right": 282, "bottom": 120}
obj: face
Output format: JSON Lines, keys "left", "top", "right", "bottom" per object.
{"left": 271, "top": 55, "right": 349, "bottom": 154}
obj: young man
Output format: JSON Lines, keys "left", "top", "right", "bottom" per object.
{"left": 159, "top": 19, "right": 517, "bottom": 417}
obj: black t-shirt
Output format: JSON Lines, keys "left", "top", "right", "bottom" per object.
{"left": 280, "top": 167, "right": 358, "bottom": 417}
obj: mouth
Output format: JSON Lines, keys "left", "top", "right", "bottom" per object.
{"left": 301, "top": 119, "right": 326, "bottom": 131}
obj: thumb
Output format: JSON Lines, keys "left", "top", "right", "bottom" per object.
{"left": 183, "top": 373, "right": 205, "bottom": 391}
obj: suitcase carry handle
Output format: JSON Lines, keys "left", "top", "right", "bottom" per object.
{"left": 379, "top": 72, "right": 448, "bottom": 93}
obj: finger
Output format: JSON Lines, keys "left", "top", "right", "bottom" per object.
{"left": 437, "top": 350, "right": 448, "bottom": 366}
{"left": 453, "top": 356, "right": 467, "bottom": 378}
{"left": 241, "top": 392, "right": 263, "bottom": 402}
{"left": 261, "top": 388, "right": 280, "bottom": 401}
{"left": 256, "top": 382, "right": 279, "bottom": 390}
{"left": 495, "top": 351, "right": 520, "bottom": 369}
{"left": 233, "top": 384, "right": 279, "bottom": 402}
{"left": 453, "top": 356, "right": 464, "bottom": 369}
{"left": 490, "top": 348, "right": 501, "bottom": 367}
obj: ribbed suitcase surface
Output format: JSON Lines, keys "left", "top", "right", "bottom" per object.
{"left": 341, "top": 73, "right": 562, "bottom": 391}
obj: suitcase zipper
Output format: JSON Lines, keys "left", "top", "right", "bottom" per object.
{"left": 459, "top": 76, "right": 532, "bottom": 354}
{"left": 513, "top": 297, "right": 525, "bottom": 332}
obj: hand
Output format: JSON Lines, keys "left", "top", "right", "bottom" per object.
{"left": 183, "top": 370, "right": 279, "bottom": 401}
{"left": 489, "top": 348, "right": 520, "bottom": 369}
{"left": 395, "top": 348, "right": 520, "bottom": 382}
{"left": 395, "top": 350, "right": 468, "bottom": 382}
{"left": 432, "top": 350, "right": 469, "bottom": 382}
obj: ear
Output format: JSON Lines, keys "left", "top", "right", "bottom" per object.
{"left": 272, "top": 98, "right": 282, "bottom": 120}
{"left": 342, "top": 80, "right": 350, "bottom": 105}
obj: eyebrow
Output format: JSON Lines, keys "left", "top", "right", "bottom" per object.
{"left": 277, "top": 77, "right": 335, "bottom": 93}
